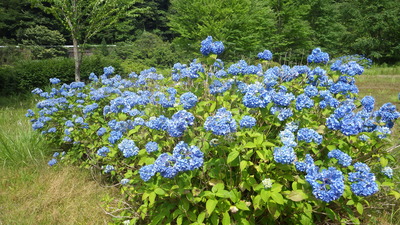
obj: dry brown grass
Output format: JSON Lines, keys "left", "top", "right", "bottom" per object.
{"left": 0, "top": 164, "right": 119, "bottom": 225}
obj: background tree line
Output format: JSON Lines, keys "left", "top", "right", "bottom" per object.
{"left": 1, "top": 0, "right": 399, "bottom": 65}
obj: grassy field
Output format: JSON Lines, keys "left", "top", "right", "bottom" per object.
{"left": 0, "top": 96, "right": 119, "bottom": 224}
{"left": 0, "top": 66, "right": 399, "bottom": 224}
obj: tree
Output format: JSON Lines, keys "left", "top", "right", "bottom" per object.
{"left": 19, "top": 25, "right": 67, "bottom": 59}
{"left": 29, "top": 0, "right": 139, "bottom": 81}
{"left": 168, "top": 0, "right": 276, "bottom": 59}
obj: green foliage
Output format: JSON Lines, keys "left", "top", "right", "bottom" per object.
{"left": 168, "top": 0, "right": 276, "bottom": 59}
{"left": 0, "top": 56, "right": 122, "bottom": 95}
{"left": 18, "top": 25, "right": 67, "bottom": 59}
{"left": 114, "top": 32, "right": 179, "bottom": 73}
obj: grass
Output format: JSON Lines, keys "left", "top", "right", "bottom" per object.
{"left": 356, "top": 67, "right": 400, "bottom": 224}
{"left": 0, "top": 96, "right": 50, "bottom": 167}
{"left": 0, "top": 95, "right": 119, "bottom": 224}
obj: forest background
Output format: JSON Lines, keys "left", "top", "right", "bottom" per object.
{"left": 1, "top": 0, "right": 400, "bottom": 96}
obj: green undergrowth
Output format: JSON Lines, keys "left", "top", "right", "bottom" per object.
{"left": 0, "top": 96, "right": 119, "bottom": 224}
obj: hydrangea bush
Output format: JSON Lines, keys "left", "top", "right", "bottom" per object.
{"left": 27, "top": 36, "right": 399, "bottom": 224}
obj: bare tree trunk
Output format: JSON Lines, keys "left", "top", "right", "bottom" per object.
{"left": 72, "top": 37, "right": 81, "bottom": 82}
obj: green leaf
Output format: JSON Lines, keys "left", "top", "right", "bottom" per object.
{"left": 244, "top": 142, "right": 257, "bottom": 148}
{"left": 240, "top": 160, "right": 248, "bottom": 171}
{"left": 222, "top": 212, "right": 230, "bottom": 225}
{"left": 227, "top": 150, "right": 239, "bottom": 164}
{"left": 262, "top": 141, "right": 275, "bottom": 147}
{"left": 380, "top": 157, "right": 388, "bottom": 167}
{"left": 206, "top": 199, "right": 218, "bottom": 215}
{"left": 197, "top": 212, "right": 206, "bottom": 223}
{"left": 176, "top": 215, "right": 183, "bottom": 225}
{"left": 149, "top": 192, "right": 156, "bottom": 206}
{"left": 286, "top": 190, "right": 308, "bottom": 202}
{"left": 212, "top": 183, "right": 225, "bottom": 193}
{"left": 260, "top": 189, "right": 271, "bottom": 202}
{"left": 209, "top": 101, "right": 216, "bottom": 113}
{"left": 356, "top": 202, "right": 363, "bottom": 215}
{"left": 236, "top": 201, "right": 250, "bottom": 211}
{"left": 154, "top": 188, "right": 166, "bottom": 196}
{"left": 325, "top": 208, "right": 337, "bottom": 221}
{"left": 346, "top": 200, "right": 354, "bottom": 205}
{"left": 271, "top": 192, "right": 284, "bottom": 205}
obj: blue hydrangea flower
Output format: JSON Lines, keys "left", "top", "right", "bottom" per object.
{"left": 279, "top": 129, "right": 297, "bottom": 147}
{"left": 353, "top": 162, "right": 371, "bottom": 173}
{"left": 295, "top": 94, "right": 314, "bottom": 110}
{"left": 118, "top": 139, "right": 139, "bottom": 158}
{"left": 297, "top": 128, "right": 323, "bottom": 144}
{"left": 25, "top": 109, "right": 35, "bottom": 117}
{"left": 327, "top": 149, "right": 352, "bottom": 167}
{"left": 48, "top": 158, "right": 57, "bottom": 166}
{"left": 97, "top": 127, "right": 107, "bottom": 136}
{"left": 257, "top": 50, "right": 273, "bottom": 60}
{"left": 304, "top": 85, "right": 319, "bottom": 97}
{"left": 32, "top": 121, "right": 44, "bottom": 130}
{"left": 307, "top": 48, "right": 329, "bottom": 64}
{"left": 108, "top": 130, "right": 123, "bottom": 144}
{"left": 52, "top": 152, "right": 60, "bottom": 158}
{"left": 200, "top": 36, "right": 225, "bottom": 56}
{"left": 146, "top": 115, "right": 169, "bottom": 131}
{"left": 306, "top": 167, "right": 344, "bottom": 202}
{"left": 47, "top": 127, "right": 56, "bottom": 133}
{"left": 180, "top": 92, "right": 198, "bottom": 109}
{"left": 120, "top": 178, "right": 130, "bottom": 185}
{"left": 49, "top": 77, "right": 60, "bottom": 84}
{"left": 339, "top": 61, "right": 364, "bottom": 76}
{"left": 361, "top": 96, "right": 375, "bottom": 112}
{"left": 103, "top": 66, "right": 115, "bottom": 76}
{"left": 172, "top": 141, "right": 204, "bottom": 172}
{"left": 239, "top": 115, "right": 256, "bottom": 128}
{"left": 381, "top": 167, "right": 393, "bottom": 178}
{"left": 273, "top": 146, "right": 296, "bottom": 164}
{"left": 295, "top": 154, "right": 316, "bottom": 173}
{"left": 97, "top": 146, "right": 110, "bottom": 157}
{"left": 145, "top": 141, "right": 158, "bottom": 153}
{"left": 204, "top": 108, "right": 237, "bottom": 135}
{"left": 82, "top": 103, "right": 99, "bottom": 114}
{"left": 154, "top": 153, "right": 178, "bottom": 179}
{"left": 348, "top": 170, "right": 378, "bottom": 196}
{"left": 103, "top": 165, "right": 115, "bottom": 173}
{"left": 358, "top": 134, "right": 370, "bottom": 141}
{"left": 139, "top": 164, "right": 157, "bottom": 181}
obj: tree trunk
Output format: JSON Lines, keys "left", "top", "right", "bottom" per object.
{"left": 72, "top": 37, "right": 81, "bottom": 82}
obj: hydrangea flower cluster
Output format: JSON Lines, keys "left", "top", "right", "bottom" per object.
{"left": 97, "top": 146, "right": 110, "bottom": 157}
{"left": 307, "top": 48, "right": 330, "bottom": 64}
{"left": 327, "top": 149, "right": 352, "bottom": 167}
{"left": 273, "top": 146, "right": 296, "bottom": 164}
{"left": 180, "top": 92, "right": 198, "bottom": 109}
{"left": 145, "top": 141, "right": 158, "bottom": 153}
{"left": 200, "top": 36, "right": 225, "bottom": 56}
{"left": 297, "top": 128, "right": 322, "bottom": 144}
{"left": 139, "top": 141, "right": 204, "bottom": 181}
{"left": 239, "top": 115, "right": 256, "bottom": 128}
{"left": 306, "top": 167, "right": 345, "bottom": 202}
{"left": 257, "top": 50, "right": 273, "bottom": 60}
{"left": 348, "top": 162, "right": 379, "bottom": 196}
{"left": 204, "top": 107, "right": 237, "bottom": 135}
{"left": 118, "top": 139, "right": 139, "bottom": 158}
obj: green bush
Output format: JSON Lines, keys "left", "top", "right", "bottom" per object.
{"left": 27, "top": 37, "right": 399, "bottom": 224}
{"left": 0, "top": 56, "right": 122, "bottom": 96}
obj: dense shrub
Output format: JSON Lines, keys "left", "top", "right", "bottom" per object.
{"left": 0, "top": 56, "right": 122, "bottom": 96}
{"left": 27, "top": 37, "right": 399, "bottom": 224}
